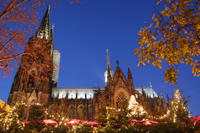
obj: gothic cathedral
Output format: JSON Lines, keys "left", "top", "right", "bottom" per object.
{"left": 8, "top": 6, "right": 168, "bottom": 121}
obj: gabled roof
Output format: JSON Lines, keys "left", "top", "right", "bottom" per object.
{"left": 112, "top": 61, "right": 128, "bottom": 87}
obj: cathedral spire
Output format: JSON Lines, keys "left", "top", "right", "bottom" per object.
{"left": 36, "top": 5, "right": 50, "bottom": 39}
{"left": 106, "top": 49, "right": 111, "bottom": 70}
{"left": 104, "top": 49, "right": 113, "bottom": 84}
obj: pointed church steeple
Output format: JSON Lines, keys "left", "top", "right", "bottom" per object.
{"left": 106, "top": 49, "right": 111, "bottom": 70}
{"left": 104, "top": 49, "right": 114, "bottom": 84}
{"left": 36, "top": 5, "right": 50, "bottom": 39}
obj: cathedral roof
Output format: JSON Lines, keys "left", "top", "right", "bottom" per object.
{"left": 52, "top": 87, "right": 102, "bottom": 99}
{"left": 52, "top": 87, "right": 158, "bottom": 99}
{"left": 135, "top": 87, "right": 158, "bottom": 98}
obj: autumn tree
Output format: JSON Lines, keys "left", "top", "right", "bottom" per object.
{"left": 135, "top": 0, "right": 200, "bottom": 84}
{"left": 0, "top": 0, "right": 47, "bottom": 77}
{"left": 21, "top": 37, "right": 53, "bottom": 86}
{"left": 0, "top": 0, "right": 82, "bottom": 78}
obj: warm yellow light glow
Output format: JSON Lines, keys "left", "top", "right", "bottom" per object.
{"left": 128, "top": 95, "right": 147, "bottom": 116}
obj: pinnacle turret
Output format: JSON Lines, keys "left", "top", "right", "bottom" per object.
{"left": 127, "top": 66, "right": 134, "bottom": 92}
{"left": 128, "top": 66, "right": 133, "bottom": 80}
{"left": 50, "top": 24, "right": 54, "bottom": 55}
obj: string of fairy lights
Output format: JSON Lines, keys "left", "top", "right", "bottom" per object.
{"left": 0, "top": 101, "right": 25, "bottom": 131}
{"left": 0, "top": 89, "right": 189, "bottom": 131}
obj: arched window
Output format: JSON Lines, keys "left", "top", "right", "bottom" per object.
{"left": 77, "top": 104, "right": 84, "bottom": 120}
{"left": 116, "top": 92, "right": 128, "bottom": 109}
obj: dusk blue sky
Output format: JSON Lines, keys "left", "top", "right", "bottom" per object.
{"left": 1, "top": 0, "right": 199, "bottom": 116}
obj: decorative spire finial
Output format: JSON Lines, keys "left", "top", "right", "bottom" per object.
{"left": 106, "top": 48, "right": 111, "bottom": 70}
{"left": 127, "top": 65, "right": 134, "bottom": 91}
{"left": 150, "top": 82, "right": 152, "bottom": 88}
{"left": 116, "top": 60, "right": 119, "bottom": 66}
{"left": 128, "top": 65, "right": 132, "bottom": 77}
{"left": 51, "top": 24, "right": 54, "bottom": 30}
{"left": 128, "top": 65, "right": 131, "bottom": 71}
{"left": 48, "top": 4, "right": 50, "bottom": 11}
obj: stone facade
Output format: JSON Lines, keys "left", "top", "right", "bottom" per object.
{"left": 8, "top": 6, "right": 168, "bottom": 121}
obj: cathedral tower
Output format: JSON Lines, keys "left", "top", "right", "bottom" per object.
{"left": 8, "top": 5, "right": 56, "bottom": 106}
